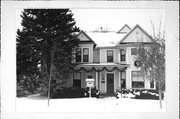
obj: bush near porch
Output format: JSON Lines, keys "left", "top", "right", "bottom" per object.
{"left": 51, "top": 87, "right": 100, "bottom": 99}
{"left": 116, "top": 89, "right": 164, "bottom": 100}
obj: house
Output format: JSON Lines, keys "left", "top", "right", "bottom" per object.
{"left": 63, "top": 24, "right": 156, "bottom": 94}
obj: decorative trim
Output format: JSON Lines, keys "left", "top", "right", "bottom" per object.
{"left": 69, "top": 67, "right": 127, "bottom": 73}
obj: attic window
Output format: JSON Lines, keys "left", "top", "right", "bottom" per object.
{"left": 136, "top": 31, "right": 139, "bottom": 34}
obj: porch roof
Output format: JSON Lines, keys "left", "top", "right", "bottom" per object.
{"left": 76, "top": 63, "right": 129, "bottom": 68}
{"left": 72, "top": 63, "right": 129, "bottom": 72}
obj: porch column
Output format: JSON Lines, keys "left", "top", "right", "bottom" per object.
{"left": 119, "top": 71, "right": 121, "bottom": 89}
{"left": 98, "top": 71, "right": 100, "bottom": 90}
{"left": 96, "top": 71, "right": 98, "bottom": 89}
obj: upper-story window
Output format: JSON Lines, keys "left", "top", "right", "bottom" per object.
{"left": 75, "top": 47, "right": 89, "bottom": 63}
{"left": 83, "top": 48, "right": 89, "bottom": 62}
{"left": 76, "top": 48, "right": 82, "bottom": 62}
{"left": 120, "top": 49, "right": 126, "bottom": 61}
{"left": 131, "top": 48, "right": 137, "bottom": 55}
{"left": 107, "top": 50, "right": 113, "bottom": 62}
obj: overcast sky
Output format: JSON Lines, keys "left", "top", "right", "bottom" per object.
{"left": 16, "top": 8, "right": 165, "bottom": 35}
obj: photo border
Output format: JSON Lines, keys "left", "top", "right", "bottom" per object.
{"left": 1, "top": 1, "right": 179, "bottom": 119}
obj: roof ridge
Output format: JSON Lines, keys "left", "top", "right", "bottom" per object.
{"left": 117, "top": 24, "right": 131, "bottom": 33}
{"left": 118, "top": 24, "right": 154, "bottom": 44}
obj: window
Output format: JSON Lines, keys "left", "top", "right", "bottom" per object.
{"left": 75, "top": 48, "right": 89, "bottom": 63}
{"left": 120, "top": 49, "right": 126, "bottom": 61}
{"left": 73, "top": 72, "right": 81, "bottom": 87}
{"left": 121, "top": 71, "right": 126, "bottom": 89}
{"left": 131, "top": 48, "right": 137, "bottom": 55}
{"left": 76, "top": 48, "right": 81, "bottom": 62}
{"left": 150, "top": 81, "right": 154, "bottom": 88}
{"left": 87, "top": 75, "right": 93, "bottom": 79}
{"left": 83, "top": 48, "right": 89, "bottom": 62}
{"left": 131, "top": 71, "right": 144, "bottom": 88}
{"left": 107, "top": 50, "right": 113, "bottom": 62}
{"left": 132, "top": 82, "right": 144, "bottom": 88}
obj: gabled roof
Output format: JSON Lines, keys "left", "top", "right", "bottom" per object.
{"left": 87, "top": 32, "right": 126, "bottom": 47}
{"left": 118, "top": 24, "right": 155, "bottom": 44}
{"left": 117, "top": 24, "right": 131, "bottom": 33}
{"left": 76, "top": 30, "right": 96, "bottom": 44}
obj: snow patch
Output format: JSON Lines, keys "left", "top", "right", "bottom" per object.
{"left": 16, "top": 96, "right": 166, "bottom": 112}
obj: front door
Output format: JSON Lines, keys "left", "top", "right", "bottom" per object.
{"left": 107, "top": 73, "right": 114, "bottom": 94}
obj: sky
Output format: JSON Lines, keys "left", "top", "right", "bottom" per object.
{"left": 72, "top": 9, "right": 165, "bottom": 34}
{"left": 16, "top": 8, "right": 165, "bottom": 35}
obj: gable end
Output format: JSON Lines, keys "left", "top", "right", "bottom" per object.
{"left": 119, "top": 24, "right": 155, "bottom": 44}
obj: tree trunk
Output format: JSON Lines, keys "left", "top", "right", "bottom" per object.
{"left": 158, "top": 85, "right": 162, "bottom": 109}
{"left": 47, "top": 52, "right": 54, "bottom": 106}
{"left": 47, "top": 41, "right": 56, "bottom": 107}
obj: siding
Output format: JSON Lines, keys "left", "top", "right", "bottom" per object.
{"left": 93, "top": 50, "right": 100, "bottom": 63}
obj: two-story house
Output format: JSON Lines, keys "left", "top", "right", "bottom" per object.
{"left": 63, "top": 24, "right": 155, "bottom": 94}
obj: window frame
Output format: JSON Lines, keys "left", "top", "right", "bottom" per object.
{"left": 131, "top": 71, "right": 145, "bottom": 88}
{"left": 121, "top": 71, "right": 126, "bottom": 89}
{"left": 73, "top": 72, "right": 81, "bottom": 88}
{"left": 132, "top": 81, "right": 145, "bottom": 88}
{"left": 107, "top": 50, "right": 114, "bottom": 62}
{"left": 131, "top": 48, "right": 137, "bottom": 55}
{"left": 120, "top": 49, "right": 126, "bottom": 61}
{"left": 75, "top": 47, "right": 90, "bottom": 63}
{"left": 75, "top": 48, "right": 82, "bottom": 62}
{"left": 83, "top": 48, "right": 89, "bottom": 62}
{"left": 150, "top": 81, "right": 155, "bottom": 89}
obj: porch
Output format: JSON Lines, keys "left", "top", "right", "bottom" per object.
{"left": 71, "top": 63, "right": 129, "bottom": 94}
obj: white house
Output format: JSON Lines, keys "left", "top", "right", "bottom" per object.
{"left": 62, "top": 24, "right": 156, "bottom": 94}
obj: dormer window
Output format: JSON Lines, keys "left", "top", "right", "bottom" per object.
{"left": 107, "top": 50, "right": 113, "bottom": 62}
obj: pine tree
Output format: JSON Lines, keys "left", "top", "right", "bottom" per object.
{"left": 17, "top": 9, "right": 80, "bottom": 96}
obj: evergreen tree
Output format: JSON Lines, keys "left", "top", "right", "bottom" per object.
{"left": 17, "top": 9, "right": 80, "bottom": 96}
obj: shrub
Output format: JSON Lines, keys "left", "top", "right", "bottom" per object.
{"left": 116, "top": 89, "right": 164, "bottom": 100}
{"left": 51, "top": 87, "right": 86, "bottom": 98}
{"left": 84, "top": 87, "right": 100, "bottom": 98}
{"left": 50, "top": 87, "right": 100, "bottom": 99}
{"left": 134, "top": 89, "right": 164, "bottom": 100}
